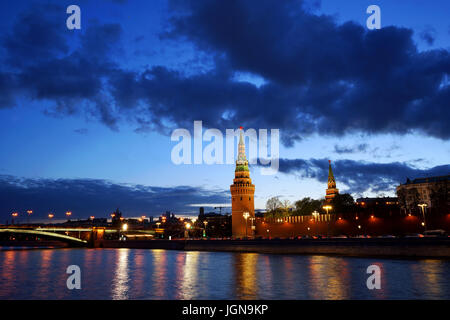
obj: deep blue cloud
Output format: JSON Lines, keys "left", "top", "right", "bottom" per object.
{"left": 2, "top": 3, "right": 69, "bottom": 68}
{"left": 0, "top": 1, "right": 449, "bottom": 146}
{"left": 272, "top": 158, "right": 450, "bottom": 195}
{"left": 163, "top": 0, "right": 450, "bottom": 143}
{"left": 0, "top": 175, "right": 228, "bottom": 221}
{"left": 1, "top": 5, "right": 122, "bottom": 129}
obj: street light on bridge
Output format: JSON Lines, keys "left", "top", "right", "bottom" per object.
{"left": 48, "top": 213, "right": 54, "bottom": 219}
{"left": 11, "top": 212, "right": 18, "bottom": 225}
{"left": 66, "top": 211, "right": 72, "bottom": 218}
{"left": 26, "top": 210, "right": 33, "bottom": 224}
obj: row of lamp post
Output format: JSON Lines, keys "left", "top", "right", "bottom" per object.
{"left": 10, "top": 210, "right": 74, "bottom": 224}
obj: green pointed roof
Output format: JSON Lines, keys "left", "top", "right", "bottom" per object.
{"left": 328, "top": 161, "right": 334, "bottom": 180}
{"left": 328, "top": 160, "right": 336, "bottom": 187}
{"left": 236, "top": 128, "right": 249, "bottom": 172}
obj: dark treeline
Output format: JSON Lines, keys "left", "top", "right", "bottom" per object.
{"left": 265, "top": 194, "right": 359, "bottom": 218}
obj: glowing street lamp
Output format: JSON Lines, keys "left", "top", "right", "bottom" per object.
{"left": 322, "top": 205, "right": 333, "bottom": 237}
{"left": 323, "top": 205, "right": 332, "bottom": 215}
{"left": 26, "top": 210, "right": 33, "bottom": 224}
{"left": 122, "top": 223, "right": 128, "bottom": 231}
{"left": 48, "top": 213, "right": 54, "bottom": 219}
{"left": 66, "top": 211, "right": 72, "bottom": 219}
{"left": 185, "top": 222, "right": 191, "bottom": 239}
{"left": 243, "top": 212, "right": 250, "bottom": 238}
{"left": 203, "top": 220, "right": 208, "bottom": 237}
{"left": 312, "top": 210, "right": 319, "bottom": 236}
{"left": 418, "top": 204, "right": 428, "bottom": 231}
{"left": 11, "top": 212, "right": 18, "bottom": 225}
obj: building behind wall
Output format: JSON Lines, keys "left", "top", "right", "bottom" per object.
{"left": 396, "top": 175, "right": 450, "bottom": 212}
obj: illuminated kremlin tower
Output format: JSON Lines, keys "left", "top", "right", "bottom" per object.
{"left": 325, "top": 160, "right": 339, "bottom": 202}
{"left": 231, "top": 128, "right": 255, "bottom": 238}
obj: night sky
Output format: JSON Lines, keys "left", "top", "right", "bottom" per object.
{"left": 0, "top": 0, "right": 449, "bottom": 221}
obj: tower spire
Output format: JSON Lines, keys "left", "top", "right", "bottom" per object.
{"left": 237, "top": 127, "right": 247, "bottom": 165}
{"left": 326, "top": 160, "right": 339, "bottom": 202}
{"left": 328, "top": 160, "right": 335, "bottom": 186}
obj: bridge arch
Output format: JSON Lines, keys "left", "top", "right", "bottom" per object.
{"left": 0, "top": 228, "right": 88, "bottom": 246}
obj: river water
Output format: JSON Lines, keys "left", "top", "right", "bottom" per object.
{"left": 0, "top": 248, "right": 449, "bottom": 299}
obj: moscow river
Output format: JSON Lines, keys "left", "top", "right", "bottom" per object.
{"left": 0, "top": 248, "right": 449, "bottom": 300}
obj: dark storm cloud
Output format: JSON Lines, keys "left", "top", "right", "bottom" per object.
{"left": 1, "top": 1, "right": 450, "bottom": 144}
{"left": 272, "top": 158, "right": 450, "bottom": 195}
{"left": 2, "top": 4, "right": 69, "bottom": 68}
{"left": 0, "top": 5, "right": 121, "bottom": 128}
{"left": 161, "top": 0, "right": 450, "bottom": 142}
{"left": 0, "top": 175, "right": 228, "bottom": 221}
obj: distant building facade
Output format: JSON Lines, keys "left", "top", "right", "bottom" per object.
{"left": 231, "top": 129, "right": 255, "bottom": 238}
{"left": 356, "top": 197, "right": 399, "bottom": 207}
{"left": 325, "top": 160, "right": 339, "bottom": 202}
{"left": 396, "top": 175, "right": 450, "bottom": 211}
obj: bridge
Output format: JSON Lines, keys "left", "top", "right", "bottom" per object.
{"left": 0, "top": 228, "right": 88, "bottom": 246}
{"left": 0, "top": 226, "right": 157, "bottom": 247}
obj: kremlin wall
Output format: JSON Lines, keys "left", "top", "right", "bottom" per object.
{"left": 231, "top": 129, "right": 450, "bottom": 238}
{"left": 253, "top": 214, "right": 450, "bottom": 238}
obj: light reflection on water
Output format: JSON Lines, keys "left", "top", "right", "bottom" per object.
{"left": 0, "top": 248, "right": 449, "bottom": 300}
{"left": 112, "top": 249, "right": 130, "bottom": 300}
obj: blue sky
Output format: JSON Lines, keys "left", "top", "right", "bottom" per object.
{"left": 0, "top": 0, "right": 449, "bottom": 221}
